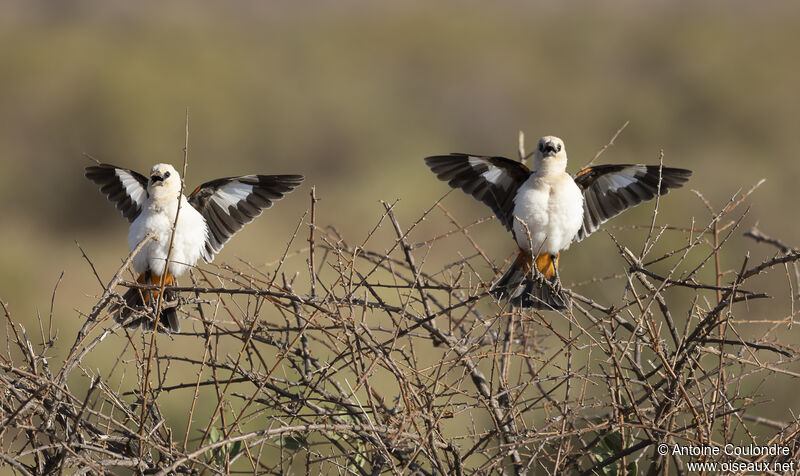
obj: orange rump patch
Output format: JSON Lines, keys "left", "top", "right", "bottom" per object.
{"left": 149, "top": 272, "right": 175, "bottom": 287}
{"left": 136, "top": 271, "right": 175, "bottom": 304}
{"left": 535, "top": 254, "right": 557, "bottom": 279}
{"left": 515, "top": 248, "right": 533, "bottom": 273}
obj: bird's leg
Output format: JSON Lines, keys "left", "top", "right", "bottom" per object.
{"left": 140, "top": 271, "right": 154, "bottom": 305}
{"left": 553, "top": 253, "right": 561, "bottom": 281}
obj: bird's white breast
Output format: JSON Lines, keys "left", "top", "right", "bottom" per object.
{"left": 128, "top": 195, "right": 208, "bottom": 277}
{"left": 511, "top": 173, "right": 584, "bottom": 255}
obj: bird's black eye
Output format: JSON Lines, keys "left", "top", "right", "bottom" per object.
{"left": 557, "top": 144, "right": 562, "bottom": 152}
{"left": 538, "top": 142, "right": 545, "bottom": 152}
{"left": 164, "top": 171, "right": 171, "bottom": 178}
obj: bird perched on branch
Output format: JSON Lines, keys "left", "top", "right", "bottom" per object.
{"left": 425, "top": 136, "right": 691, "bottom": 310}
{"left": 86, "top": 163, "right": 303, "bottom": 332}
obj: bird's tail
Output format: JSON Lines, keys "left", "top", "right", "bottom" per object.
{"left": 490, "top": 250, "right": 570, "bottom": 311}
{"left": 111, "top": 271, "right": 180, "bottom": 333}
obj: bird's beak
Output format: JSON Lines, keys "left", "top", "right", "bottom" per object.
{"left": 150, "top": 174, "right": 164, "bottom": 185}
{"left": 542, "top": 142, "right": 557, "bottom": 156}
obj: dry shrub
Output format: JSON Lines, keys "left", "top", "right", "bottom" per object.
{"left": 2, "top": 174, "right": 799, "bottom": 475}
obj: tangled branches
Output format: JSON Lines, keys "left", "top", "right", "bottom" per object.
{"left": 2, "top": 179, "right": 800, "bottom": 475}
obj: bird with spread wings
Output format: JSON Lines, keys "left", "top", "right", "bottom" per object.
{"left": 425, "top": 136, "right": 691, "bottom": 310}
{"left": 86, "top": 163, "right": 303, "bottom": 332}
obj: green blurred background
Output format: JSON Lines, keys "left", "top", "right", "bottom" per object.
{"left": 2, "top": 0, "right": 800, "bottom": 462}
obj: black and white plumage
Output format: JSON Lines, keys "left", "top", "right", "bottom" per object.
{"left": 425, "top": 136, "right": 691, "bottom": 310}
{"left": 573, "top": 164, "right": 692, "bottom": 241}
{"left": 86, "top": 163, "right": 303, "bottom": 332}
{"left": 424, "top": 154, "right": 530, "bottom": 231}
{"left": 85, "top": 165, "right": 150, "bottom": 222}
{"left": 188, "top": 175, "right": 303, "bottom": 262}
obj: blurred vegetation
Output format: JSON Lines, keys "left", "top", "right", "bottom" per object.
{"left": 1, "top": 0, "right": 800, "bottom": 471}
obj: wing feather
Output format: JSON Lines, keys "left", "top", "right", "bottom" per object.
{"left": 573, "top": 164, "right": 692, "bottom": 241}
{"left": 188, "top": 174, "right": 304, "bottom": 262}
{"left": 424, "top": 154, "right": 531, "bottom": 231}
{"left": 85, "top": 164, "right": 149, "bottom": 222}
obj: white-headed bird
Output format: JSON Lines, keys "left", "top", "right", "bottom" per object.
{"left": 425, "top": 136, "right": 691, "bottom": 310}
{"left": 86, "top": 163, "right": 303, "bottom": 332}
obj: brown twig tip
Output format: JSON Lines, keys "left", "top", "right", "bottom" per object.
{"left": 3, "top": 136, "right": 796, "bottom": 475}
{"left": 745, "top": 226, "right": 797, "bottom": 253}
{"left": 82, "top": 152, "right": 102, "bottom": 165}
{"left": 583, "top": 120, "right": 629, "bottom": 169}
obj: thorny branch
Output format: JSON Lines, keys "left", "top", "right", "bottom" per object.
{"left": 2, "top": 155, "right": 799, "bottom": 475}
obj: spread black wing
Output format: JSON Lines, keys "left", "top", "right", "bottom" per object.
{"left": 573, "top": 164, "right": 692, "bottom": 241}
{"left": 188, "top": 174, "right": 304, "bottom": 262}
{"left": 424, "top": 154, "right": 531, "bottom": 231}
{"left": 85, "top": 163, "right": 149, "bottom": 222}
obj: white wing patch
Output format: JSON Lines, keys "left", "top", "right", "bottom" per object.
{"left": 469, "top": 158, "right": 511, "bottom": 187}
{"left": 211, "top": 180, "right": 256, "bottom": 212}
{"left": 597, "top": 166, "right": 646, "bottom": 192}
{"left": 482, "top": 167, "right": 510, "bottom": 186}
{"left": 115, "top": 169, "right": 148, "bottom": 207}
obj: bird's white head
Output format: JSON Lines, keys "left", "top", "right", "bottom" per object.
{"left": 532, "top": 136, "right": 568, "bottom": 175}
{"left": 148, "top": 163, "right": 182, "bottom": 200}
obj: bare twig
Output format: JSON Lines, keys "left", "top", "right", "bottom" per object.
{"left": 3, "top": 135, "right": 796, "bottom": 476}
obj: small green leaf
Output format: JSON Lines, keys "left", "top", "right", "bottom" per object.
{"left": 277, "top": 435, "right": 303, "bottom": 451}
{"left": 229, "top": 440, "right": 243, "bottom": 458}
{"left": 603, "top": 431, "right": 623, "bottom": 453}
{"left": 209, "top": 427, "right": 221, "bottom": 444}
